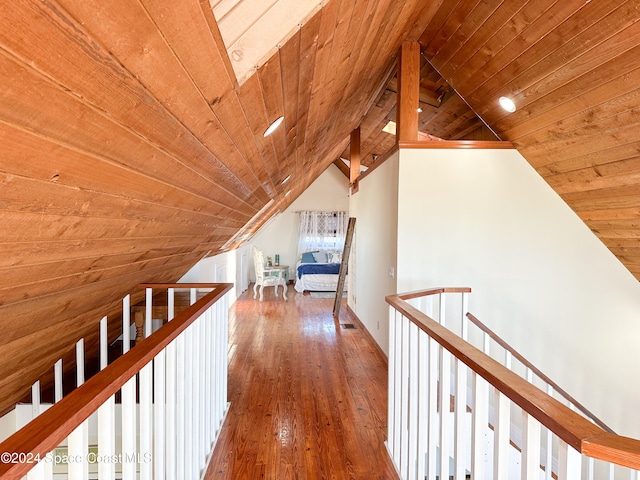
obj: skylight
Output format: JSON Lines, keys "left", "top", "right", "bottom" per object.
{"left": 382, "top": 120, "right": 396, "bottom": 135}
{"left": 211, "top": 0, "right": 322, "bottom": 84}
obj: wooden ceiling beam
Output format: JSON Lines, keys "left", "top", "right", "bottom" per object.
{"left": 350, "top": 127, "right": 361, "bottom": 184}
{"left": 333, "top": 159, "right": 350, "bottom": 179}
{"left": 387, "top": 77, "right": 442, "bottom": 108}
{"left": 396, "top": 41, "right": 421, "bottom": 143}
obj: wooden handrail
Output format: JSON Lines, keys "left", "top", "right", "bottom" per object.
{"left": 386, "top": 292, "right": 640, "bottom": 470}
{"left": 397, "top": 286, "right": 471, "bottom": 301}
{"left": 465, "top": 312, "right": 614, "bottom": 434}
{"left": 0, "top": 283, "right": 232, "bottom": 479}
{"left": 138, "top": 283, "right": 223, "bottom": 288}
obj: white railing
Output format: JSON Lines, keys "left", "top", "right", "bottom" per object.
{"left": 386, "top": 288, "right": 640, "bottom": 480}
{"left": 0, "top": 283, "right": 232, "bottom": 480}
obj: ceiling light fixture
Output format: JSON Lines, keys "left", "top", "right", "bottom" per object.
{"left": 498, "top": 96, "right": 516, "bottom": 113}
{"left": 417, "top": 107, "right": 423, "bottom": 113}
{"left": 263, "top": 116, "right": 284, "bottom": 137}
{"left": 281, "top": 175, "right": 291, "bottom": 185}
{"left": 284, "top": 190, "right": 291, "bottom": 197}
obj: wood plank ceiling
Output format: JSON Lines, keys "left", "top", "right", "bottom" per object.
{"left": 1, "top": 0, "right": 639, "bottom": 414}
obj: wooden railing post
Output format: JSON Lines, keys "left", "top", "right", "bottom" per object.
{"left": 396, "top": 41, "right": 420, "bottom": 143}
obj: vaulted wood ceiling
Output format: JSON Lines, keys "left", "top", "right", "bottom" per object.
{"left": 1, "top": 0, "right": 640, "bottom": 414}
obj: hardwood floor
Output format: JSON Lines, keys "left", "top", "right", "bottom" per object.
{"left": 204, "top": 287, "right": 398, "bottom": 479}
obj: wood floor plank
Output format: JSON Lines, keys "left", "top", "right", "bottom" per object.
{"left": 205, "top": 289, "right": 398, "bottom": 480}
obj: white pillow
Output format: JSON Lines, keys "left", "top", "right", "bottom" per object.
{"left": 328, "top": 252, "right": 342, "bottom": 264}
{"left": 312, "top": 251, "right": 328, "bottom": 263}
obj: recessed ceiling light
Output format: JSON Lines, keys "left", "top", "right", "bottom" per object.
{"left": 263, "top": 116, "right": 284, "bottom": 137}
{"left": 281, "top": 175, "right": 291, "bottom": 185}
{"left": 417, "top": 107, "right": 423, "bottom": 113}
{"left": 498, "top": 96, "right": 516, "bottom": 113}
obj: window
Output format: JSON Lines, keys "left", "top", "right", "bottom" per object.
{"left": 297, "top": 211, "right": 348, "bottom": 257}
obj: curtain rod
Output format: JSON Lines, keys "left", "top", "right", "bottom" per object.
{"left": 292, "top": 210, "right": 347, "bottom": 213}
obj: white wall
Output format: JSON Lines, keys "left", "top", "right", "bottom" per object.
{"left": 179, "top": 244, "right": 251, "bottom": 304}
{"left": 348, "top": 152, "right": 399, "bottom": 355}
{"left": 250, "top": 164, "right": 349, "bottom": 281}
{"left": 396, "top": 147, "right": 640, "bottom": 437}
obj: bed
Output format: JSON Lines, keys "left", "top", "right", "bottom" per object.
{"left": 294, "top": 250, "right": 347, "bottom": 293}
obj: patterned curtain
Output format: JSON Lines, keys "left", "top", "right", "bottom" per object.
{"left": 297, "top": 211, "right": 348, "bottom": 259}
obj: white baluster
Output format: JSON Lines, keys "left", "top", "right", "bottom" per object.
{"left": 213, "top": 305, "right": 221, "bottom": 438}
{"left": 461, "top": 292, "right": 469, "bottom": 341}
{"left": 439, "top": 346, "right": 452, "bottom": 480}
{"left": 185, "top": 326, "right": 195, "bottom": 479}
{"left": 456, "top": 291, "right": 469, "bottom": 480}
{"left": 26, "top": 382, "right": 44, "bottom": 480}
{"left": 145, "top": 288, "right": 153, "bottom": 337}
{"left": 31, "top": 381, "right": 40, "bottom": 422}
{"left": 68, "top": 339, "right": 88, "bottom": 480}
{"left": 192, "top": 317, "right": 202, "bottom": 473}
{"left": 186, "top": 290, "right": 196, "bottom": 479}
{"left": 493, "top": 390, "right": 510, "bottom": 480}
{"left": 399, "top": 315, "right": 410, "bottom": 477}
{"left": 222, "top": 293, "right": 230, "bottom": 419}
{"left": 417, "top": 328, "right": 428, "bottom": 479}
{"left": 198, "top": 314, "right": 207, "bottom": 471}
{"left": 165, "top": 342, "right": 177, "bottom": 478}
{"left": 558, "top": 440, "right": 582, "bottom": 480}
{"left": 425, "top": 295, "right": 434, "bottom": 319}
{"left": 392, "top": 310, "right": 402, "bottom": 462}
{"left": 455, "top": 358, "right": 468, "bottom": 479}
{"left": 154, "top": 347, "right": 166, "bottom": 480}
{"left": 427, "top": 337, "right": 438, "bottom": 480}
{"left": 211, "top": 303, "right": 219, "bottom": 441}
{"left": 407, "top": 321, "right": 419, "bottom": 480}
{"left": 471, "top": 372, "right": 488, "bottom": 480}
{"left": 139, "top": 361, "right": 152, "bottom": 480}
{"left": 202, "top": 308, "right": 212, "bottom": 449}
{"left": 121, "top": 376, "right": 137, "bottom": 480}
{"left": 438, "top": 292, "right": 446, "bottom": 326}
{"left": 98, "top": 316, "right": 115, "bottom": 480}
{"left": 545, "top": 385, "right": 554, "bottom": 479}
{"left": 54, "top": 360, "right": 63, "bottom": 403}
{"left": 139, "top": 289, "right": 153, "bottom": 480}
{"left": 387, "top": 306, "right": 396, "bottom": 461}
{"left": 121, "top": 296, "right": 136, "bottom": 480}
{"left": 122, "top": 295, "right": 130, "bottom": 354}
{"left": 522, "top": 411, "right": 541, "bottom": 480}
{"left": 176, "top": 329, "right": 186, "bottom": 479}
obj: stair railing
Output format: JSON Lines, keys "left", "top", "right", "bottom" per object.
{"left": 0, "top": 282, "right": 232, "bottom": 480}
{"left": 386, "top": 287, "right": 640, "bottom": 480}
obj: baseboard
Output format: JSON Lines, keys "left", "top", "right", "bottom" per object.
{"left": 346, "top": 305, "right": 388, "bottom": 365}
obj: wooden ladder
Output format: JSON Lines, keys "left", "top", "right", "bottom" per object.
{"left": 333, "top": 217, "right": 355, "bottom": 317}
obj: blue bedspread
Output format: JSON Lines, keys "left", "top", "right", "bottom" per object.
{"left": 297, "top": 263, "right": 340, "bottom": 279}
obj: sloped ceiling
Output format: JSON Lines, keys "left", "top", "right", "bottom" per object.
{"left": 1, "top": 0, "right": 640, "bottom": 414}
